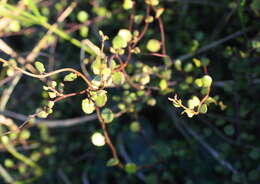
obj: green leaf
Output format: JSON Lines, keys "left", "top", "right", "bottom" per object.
{"left": 47, "top": 101, "right": 55, "bottom": 108}
{"left": 112, "top": 71, "right": 125, "bottom": 85}
{"left": 136, "top": 74, "right": 150, "bottom": 85}
{"left": 123, "top": 0, "right": 134, "bottom": 10}
{"left": 174, "top": 59, "right": 182, "bottom": 71}
{"left": 92, "top": 90, "right": 108, "bottom": 107}
{"left": 20, "top": 130, "right": 31, "bottom": 140}
{"left": 101, "top": 108, "right": 114, "bottom": 123}
{"left": 192, "top": 58, "right": 201, "bottom": 67}
{"left": 147, "top": 98, "right": 156, "bottom": 106}
{"left": 188, "top": 96, "right": 200, "bottom": 109}
{"left": 79, "top": 26, "right": 89, "bottom": 37}
{"left": 48, "top": 92, "right": 56, "bottom": 99}
{"left": 37, "top": 111, "right": 48, "bottom": 118}
{"left": 202, "top": 75, "right": 213, "bottom": 87}
{"left": 91, "top": 57, "right": 102, "bottom": 75}
{"left": 4, "top": 159, "right": 14, "bottom": 168}
{"left": 184, "top": 63, "right": 193, "bottom": 72}
{"left": 125, "top": 163, "right": 137, "bottom": 174}
{"left": 200, "top": 104, "right": 208, "bottom": 114}
{"left": 26, "top": 0, "right": 42, "bottom": 18}
{"left": 77, "top": 11, "right": 89, "bottom": 23}
{"left": 130, "top": 121, "right": 141, "bottom": 132}
{"left": 118, "top": 29, "right": 132, "bottom": 42}
{"left": 34, "top": 61, "right": 45, "bottom": 73}
{"left": 64, "top": 73, "right": 77, "bottom": 82}
{"left": 82, "top": 98, "right": 95, "bottom": 114}
{"left": 194, "top": 78, "right": 203, "bottom": 87}
{"left": 112, "top": 35, "right": 127, "bottom": 49}
{"left": 106, "top": 158, "right": 119, "bottom": 167}
{"left": 159, "top": 79, "right": 168, "bottom": 90}
{"left": 146, "top": 39, "right": 161, "bottom": 52}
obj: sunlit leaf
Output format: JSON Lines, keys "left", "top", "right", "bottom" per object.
{"left": 123, "top": 0, "right": 134, "bottom": 10}
{"left": 118, "top": 29, "right": 132, "bottom": 42}
{"left": 146, "top": 39, "right": 161, "bottom": 52}
{"left": 112, "top": 71, "right": 125, "bottom": 85}
{"left": 77, "top": 11, "right": 89, "bottom": 23}
{"left": 92, "top": 90, "right": 108, "bottom": 107}
{"left": 159, "top": 79, "right": 168, "bottom": 90}
{"left": 91, "top": 132, "right": 105, "bottom": 147}
{"left": 64, "top": 73, "right": 77, "bottom": 82}
{"left": 35, "top": 61, "right": 45, "bottom": 73}
{"left": 112, "top": 35, "right": 127, "bottom": 49}
{"left": 202, "top": 75, "right": 213, "bottom": 87}
{"left": 82, "top": 98, "right": 95, "bottom": 114}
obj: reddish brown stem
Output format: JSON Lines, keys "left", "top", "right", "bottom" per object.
{"left": 54, "top": 89, "right": 88, "bottom": 103}
{"left": 96, "top": 107, "right": 123, "bottom": 168}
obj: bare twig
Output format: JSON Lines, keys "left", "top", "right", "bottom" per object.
{"left": 0, "top": 110, "right": 97, "bottom": 128}
{"left": 166, "top": 105, "right": 239, "bottom": 174}
{"left": 176, "top": 29, "right": 251, "bottom": 61}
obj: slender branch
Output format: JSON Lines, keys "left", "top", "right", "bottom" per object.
{"left": 166, "top": 106, "right": 239, "bottom": 174}
{"left": 176, "top": 29, "right": 251, "bottom": 61}
{"left": 133, "top": 5, "right": 151, "bottom": 47}
{"left": 0, "top": 58, "right": 93, "bottom": 88}
{"left": 0, "top": 163, "right": 14, "bottom": 183}
{"left": 0, "top": 74, "right": 22, "bottom": 111}
{"left": 96, "top": 107, "right": 123, "bottom": 168}
{"left": 152, "top": 7, "right": 166, "bottom": 55}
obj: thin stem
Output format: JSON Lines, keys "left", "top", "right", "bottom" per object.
{"left": 96, "top": 107, "right": 123, "bottom": 168}
{"left": 0, "top": 58, "right": 93, "bottom": 88}
{"left": 53, "top": 89, "right": 88, "bottom": 103}
{"left": 133, "top": 5, "right": 151, "bottom": 47}
{"left": 152, "top": 6, "right": 167, "bottom": 55}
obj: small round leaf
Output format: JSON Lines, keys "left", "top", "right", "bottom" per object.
{"left": 91, "top": 132, "right": 105, "bottom": 147}
{"left": 112, "top": 35, "right": 127, "bottom": 49}
{"left": 125, "top": 163, "right": 137, "bottom": 174}
{"left": 93, "top": 90, "right": 108, "bottom": 107}
{"left": 101, "top": 108, "right": 114, "bottom": 123}
{"left": 200, "top": 104, "right": 208, "bottom": 114}
{"left": 112, "top": 71, "right": 125, "bottom": 85}
{"left": 118, "top": 29, "right": 132, "bottom": 42}
{"left": 130, "top": 121, "right": 141, "bottom": 132}
{"left": 202, "top": 75, "right": 213, "bottom": 87}
{"left": 123, "top": 0, "right": 134, "bottom": 10}
{"left": 77, "top": 11, "right": 89, "bottom": 23}
{"left": 146, "top": 39, "right": 161, "bottom": 52}
{"left": 82, "top": 98, "right": 95, "bottom": 114}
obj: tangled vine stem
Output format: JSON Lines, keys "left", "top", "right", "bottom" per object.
{"left": 0, "top": 58, "right": 93, "bottom": 89}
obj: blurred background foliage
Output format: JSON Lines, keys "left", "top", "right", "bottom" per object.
{"left": 0, "top": 0, "right": 260, "bottom": 183}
